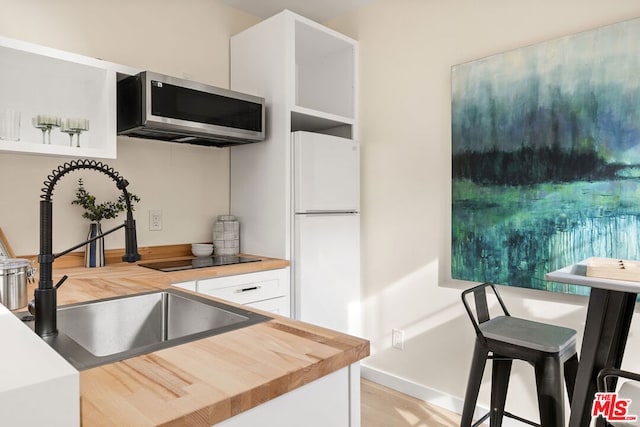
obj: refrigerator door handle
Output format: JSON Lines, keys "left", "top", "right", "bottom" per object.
{"left": 297, "top": 211, "right": 359, "bottom": 215}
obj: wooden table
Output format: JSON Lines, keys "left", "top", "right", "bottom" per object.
{"left": 546, "top": 259, "right": 639, "bottom": 427}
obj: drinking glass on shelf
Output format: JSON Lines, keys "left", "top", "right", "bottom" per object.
{"left": 0, "top": 109, "right": 21, "bottom": 141}
{"left": 60, "top": 121, "right": 75, "bottom": 146}
{"left": 32, "top": 115, "right": 61, "bottom": 144}
{"left": 63, "top": 118, "right": 89, "bottom": 148}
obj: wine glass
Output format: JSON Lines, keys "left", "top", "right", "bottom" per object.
{"left": 32, "top": 115, "right": 61, "bottom": 144}
{"left": 65, "top": 118, "right": 89, "bottom": 147}
{"left": 60, "top": 121, "right": 75, "bottom": 146}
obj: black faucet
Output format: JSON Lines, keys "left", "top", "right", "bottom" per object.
{"left": 35, "top": 159, "right": 141, "bottom": 337}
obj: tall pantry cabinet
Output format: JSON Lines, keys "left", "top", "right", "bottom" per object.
{"left": 230, "top": 10, "right": 358, "bottom": 319}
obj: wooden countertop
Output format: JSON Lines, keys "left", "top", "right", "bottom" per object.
{"left": 37, "top": 255, "right": 369, "bottom": 426}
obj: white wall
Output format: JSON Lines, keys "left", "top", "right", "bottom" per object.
{"left": 327, "top": 0, "right": 640, "bottom": 421}
{"left": 0, "top": 0, "right": 259, "bottom": 255}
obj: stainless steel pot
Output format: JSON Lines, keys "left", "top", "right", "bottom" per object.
{"left": 0, "top": 258, "right": 35, "bottom": 310}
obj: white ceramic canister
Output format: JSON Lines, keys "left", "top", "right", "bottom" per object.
{"left": 213, "top": 215, "right": 240, "bottom": 255}
{"left": 0, "top": 258, "right": 35, "bottom": 310}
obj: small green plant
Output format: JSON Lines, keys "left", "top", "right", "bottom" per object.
{"left": 72, "top": 178, "right": 140, "bottom": 223}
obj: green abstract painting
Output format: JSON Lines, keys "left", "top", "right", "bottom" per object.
{"left": 451, "top": 18, "right": 640, "bottom": 295}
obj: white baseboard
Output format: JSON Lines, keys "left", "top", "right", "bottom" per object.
{"left": 360, "top": 364, "right": 526, "bottom": 427}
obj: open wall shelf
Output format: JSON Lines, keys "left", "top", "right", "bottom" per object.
{"left": 0, "top": 36, "right": 138, "bottom": 159}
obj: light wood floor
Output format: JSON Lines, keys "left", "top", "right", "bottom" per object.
{"left": 361, "top": 379, "right": 463, "bottom": 427}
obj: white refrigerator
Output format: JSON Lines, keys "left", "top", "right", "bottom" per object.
{"left": 292, "top": 131, "right": 361, "bottom": 336}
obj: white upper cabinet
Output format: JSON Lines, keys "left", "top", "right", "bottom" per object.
{"left": 230, "top": 11, "right": 358, "bottom": 259}
{"left": 0, "top": 36, "right": 138, "bottom": 159}
{"left": 231, "top": 10, "right": 357, "bottom": 140}
{"left": 294, "top": 19, "right": 356, "bottom": 124}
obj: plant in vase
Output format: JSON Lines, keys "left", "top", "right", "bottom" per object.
{"left": 71, "top": 178, "right": 140, "bottom": 267}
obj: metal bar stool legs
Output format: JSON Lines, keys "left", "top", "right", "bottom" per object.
{"left": 460, "top": 349, "right": 517, "bottom": 427}
{"left": 564, "top": 353, "right": 579, "bottom": 402}
{"left": 461, "top": 338, "right": 490, "bottom": 426}
{"left": 490, "top": 357, "right": 512, "bottom": 427}
{"left": 535, "top": 355, "right": 565, "bottom": 426}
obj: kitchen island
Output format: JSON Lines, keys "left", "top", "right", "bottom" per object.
{"left": 9, "top": 255, "right": 370, "bottom": 426}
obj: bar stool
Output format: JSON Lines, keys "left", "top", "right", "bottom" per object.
{"left": 460, "top": 282, "right": 579, "bottom": 427}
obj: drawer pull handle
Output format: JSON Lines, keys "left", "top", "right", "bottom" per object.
{"left": 236, "top": 285, "right": 261, "bottom": 293}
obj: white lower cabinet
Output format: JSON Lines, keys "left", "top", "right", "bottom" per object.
{"left": 215, "top": 364, "right": 361, "bottom": 427}
{"left": 173, "top": 268, "right": 290, "bottom": 317}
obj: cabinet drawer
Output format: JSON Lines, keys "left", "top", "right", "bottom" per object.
{"left": 198, "top": 278, "right": 281, "bottom": 305}
{"left": 196, "top": 269, "right": 288, "bottom": 305}
{"left": 246, "top": 297, "right": 290, "bottom": 317}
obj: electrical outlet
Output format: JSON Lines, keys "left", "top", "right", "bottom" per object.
{"left": 392, "top": 329, "right": 405, "bottom": 350}
{"left": 149, "top": 209, "right": 163, "bottom": 231}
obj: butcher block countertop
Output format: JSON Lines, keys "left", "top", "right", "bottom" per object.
{"left": 23, "top": 254, "right": 370, "bottom": 426}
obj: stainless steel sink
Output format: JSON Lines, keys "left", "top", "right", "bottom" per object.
{"left": 19, "top": 289, "right": 271, "bottom": 370}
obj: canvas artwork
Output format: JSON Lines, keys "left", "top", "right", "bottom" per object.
{"left": 451, "top": 18, "right": 640, "bottom": 295}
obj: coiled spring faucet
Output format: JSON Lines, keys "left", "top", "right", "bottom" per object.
{"left": 35, "top": 159, "right": 141, "bottom": 337}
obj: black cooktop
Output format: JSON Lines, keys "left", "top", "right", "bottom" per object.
{"left": 140, "top": 255, "right": 260, "bottom": 272}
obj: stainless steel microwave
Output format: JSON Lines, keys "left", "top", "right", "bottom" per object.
{"left": 117, "top": 71, "right": 265, "bottom": 147}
